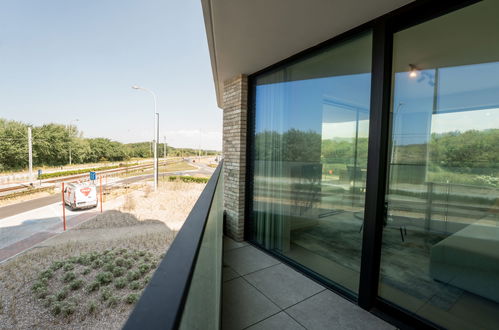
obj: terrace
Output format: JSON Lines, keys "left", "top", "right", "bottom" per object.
{"left": 122, "top": 162, "right": 395, "bottom": 329}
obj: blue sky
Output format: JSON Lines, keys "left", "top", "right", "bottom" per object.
{"left": 0, "top": 0, "right": 222, "bottom": 150}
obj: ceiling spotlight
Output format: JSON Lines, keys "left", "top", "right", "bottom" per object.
{"left": 409, "top": 64, "right": 419, "bottom": 78}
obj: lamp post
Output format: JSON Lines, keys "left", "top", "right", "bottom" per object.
{"left": 132, "top": 85, "right": 159, "bottom": 191}
{"left": 68, "top": 119, "right": 79, "bottom": 166}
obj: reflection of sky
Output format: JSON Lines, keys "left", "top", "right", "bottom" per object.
{"left": 255, "top": 73, "right": 371, "bottom": 135}
{"left": 392, "top": 61, "right": 499, "bottom": 146}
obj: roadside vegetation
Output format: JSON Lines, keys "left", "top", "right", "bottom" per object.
{"left": 0, "top": 118, "right": 219, "bottom": 172}
{"left": 168, "top": 175, "right": 209, "bottom": 184}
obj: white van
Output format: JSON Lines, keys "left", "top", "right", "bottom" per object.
{"left": 64, "top": 182, "right": 98, "bottom": 210}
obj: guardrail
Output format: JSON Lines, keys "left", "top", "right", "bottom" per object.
{"left": 124, "top": 161, "right": 224, "bottom": 330}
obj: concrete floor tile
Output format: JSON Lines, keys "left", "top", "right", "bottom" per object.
{"left": 223, "top": 236, "right": 248, "bottom": 251}
{"left": 286, "top": 290, "right": 395, "bottom": 330}
{"left": 246, "top": 312, "right": 305, "bottom": 330}
{"left": 222, "top": 277, "right": 280, "bottom": 330}
{"left": 245, "top": 263, "right": 325, "bottom": 309}
{"left": 223, "top": 265, "right": 239, "bottom": 282}
{"left": 224, "top": 245, "right": 280, "bottom": 275}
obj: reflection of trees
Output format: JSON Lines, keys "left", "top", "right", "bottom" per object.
{"left": 255, "top": 129, "right": 322, "bottom": 214}
{"left": 429, "top": 129, "right": 499, "bottom": 173}
{"left": 255, "top": 129, "right": 321, "bottom": 161}
{"left": 321, "top": 138, "right": 368, "bottom": 167}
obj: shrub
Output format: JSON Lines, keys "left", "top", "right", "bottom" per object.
{"left": 63, "top": 263, "right": 74, "bottom": 272}
{"left": 118, "top": 248, "right": 127, "bottom": 255}
{"left": 34, "top": 286, "right": 48, "bottom": 299}
{"left": 50, "top": 261, "right": 64, "bottom": 271}
{"left": 125, "top": 293, "right": 139, "bottom": 304}
{"left": 92, "top": 259, "right": 103, "bottom": 269}
{"left": 31, "top": 279, "right": 48, "bottom": 292}
{"left": 39, "top": 269, "right": 54, "bottom": 280}
{"left": 124, "top": 259, "right": 134, "bottom": 269}
{"left": 56, "top": 287, "right": 69, "bottom": 301}
{"left": 114, "top": 278, "right": 127, "bottom": 289}
{"left": 96, "top": 272, "right": 113, "bottom": 285}
{"left": 51, "top": 302, "right": 62, "bottom": 316}
{"left": 112, "top": 266, "right": 125, "bottom": 278}
{"left": 100, "top": 288, "right": 112, "bottom": 302}
{"left": 103, "top": 263, "right": 116, "bottom": 273}
{"left": 87, "top": 300, "right": 97, "bottom": 314}
{"left": 89, "top": 253, "right": 99, "bottom": 262}
{"left": 129, "top": 281, "right": 141, "bottom": 290}
{"left": 77, "top": 255, "right": 91, "bottom": 266}
{"left": 126, "top": 270, "right": 141, "bottom": 282}
{"left": 44, "top": 295, "right": 56, "bottom": 308}
{"left": 168, "top": 175, "right": 208, "bottom": 183}
{"left": 86, "top": 281, "right": 100, "bottom": 293}
{"left": 115, "top": 257, "right": 126, "bottom": 267}
{"left": 67, "top": 256, "right": 78, "bottom": 264}
{"left": 107, "top": 296, "right": 119, "bottom": 308}
{"left": 138, "top": 263, "right": 150, "bottom": 274}
{"left": 38, "top": 165, "right": 121, "bottom": 180}
{"left": 143, "top": 274, "right": 152, "bottom": 285}
{"left": 82, "top": 267, "right": 91, "bottom": 275}
{"left": 70, "top": 279, "right": 84, "bottom": 290}
{"left": 61, "top": 301, "right": 76, "bottom": 316}
{"left": 63, "top": 272, "right": 76, "bottom": 283}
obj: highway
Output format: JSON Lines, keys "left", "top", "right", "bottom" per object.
{"left": 0, "top": 159, "right": 216, "bottom": 220}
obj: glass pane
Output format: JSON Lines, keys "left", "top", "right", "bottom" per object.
{"left": 252, "top": 32, "right": 372, "bottom": 294}
{"left": 379, "top": 1, "right": 499, "bottom": 329}
{"left": 179, "top": 167, "right": 223, "bottom": 329}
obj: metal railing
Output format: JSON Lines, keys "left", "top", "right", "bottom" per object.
{"left": 124, "top": 161, "right": 224, "bottom": 330}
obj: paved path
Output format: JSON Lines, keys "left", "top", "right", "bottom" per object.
{"left": 0, "top": 203, "right": 99, "bottom": 262}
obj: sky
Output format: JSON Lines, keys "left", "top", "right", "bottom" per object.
{"left": 0, "top": 0, "right": 222, "bottom": 150}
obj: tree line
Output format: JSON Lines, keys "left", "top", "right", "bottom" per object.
{"left": 255, "top": 128, "right": 499, "bottom": 174}
{"left": 0, "top": 118, "right": 218, "bottom": 171}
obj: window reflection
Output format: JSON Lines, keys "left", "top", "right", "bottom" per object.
{"left": 252, "top": 32, "right": 372, "bottom": 294}
{"left": 380, "top": 1, "right": 499, "bottom": 328}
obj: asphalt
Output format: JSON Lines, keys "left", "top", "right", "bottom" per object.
{"left": 0, "top": 160, "right": 216, "bottom": 220}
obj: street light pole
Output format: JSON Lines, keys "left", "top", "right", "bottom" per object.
{"left": 28, "top": 126, "right": 33, "bottom": 181}
{"left": 68, "top": 119, "right": 79, "bottom": 166}
{"left": 132, "top": 85, "right": 159, "bottom": 191}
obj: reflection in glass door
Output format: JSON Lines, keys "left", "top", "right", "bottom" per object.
{"left": 379, "top": 1, "right": 499, "bottom": 329}
{"left": 252, "top": 32, "right": 372, "bottom": 294}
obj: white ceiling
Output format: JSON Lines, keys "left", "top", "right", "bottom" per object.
{"left": 201, "top": 0, "right": 414, "bottom": 107}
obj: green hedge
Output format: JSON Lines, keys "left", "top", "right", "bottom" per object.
{"left": 168, "top": 175, "right": 209, "bottom": 184}
{"left": 0, "top": 186, "right": 55, "bottom": 201}
{"left": 38, "top": 163, "right": 139, "bottom": 179}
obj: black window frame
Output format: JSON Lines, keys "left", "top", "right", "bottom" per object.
{"left": 244, "top": 0, "right": 482, "bottom": 329}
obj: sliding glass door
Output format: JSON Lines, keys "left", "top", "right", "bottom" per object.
{"left": 379, "top": 1, "right": 499, "bottom": 328}
{"left": 252, "top": 32, "right": 372, "bottom": 294}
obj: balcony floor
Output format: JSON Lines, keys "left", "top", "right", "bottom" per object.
{"left": 222, "top": 237, "right": 396, "bottom": 330}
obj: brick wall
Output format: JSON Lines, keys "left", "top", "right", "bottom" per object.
{"left": 222, "top": 74, "right": 248, "bottom": 241}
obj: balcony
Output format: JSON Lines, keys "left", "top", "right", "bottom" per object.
{"left": 123, "top": 161, "right": 394, "bottom": 329}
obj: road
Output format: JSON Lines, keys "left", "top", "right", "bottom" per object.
{"left": 0, "top": 160, "right": 217, "bottom": 262}
{"left": 0, "top": 160, "right": 215, "bottom": 220}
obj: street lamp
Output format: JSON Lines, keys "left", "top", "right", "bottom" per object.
{"left": 68, "top": 119, "right": 79, "bottom": 166}
{"left": 132, "top": 85, "right": 159, "bottom": 191}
